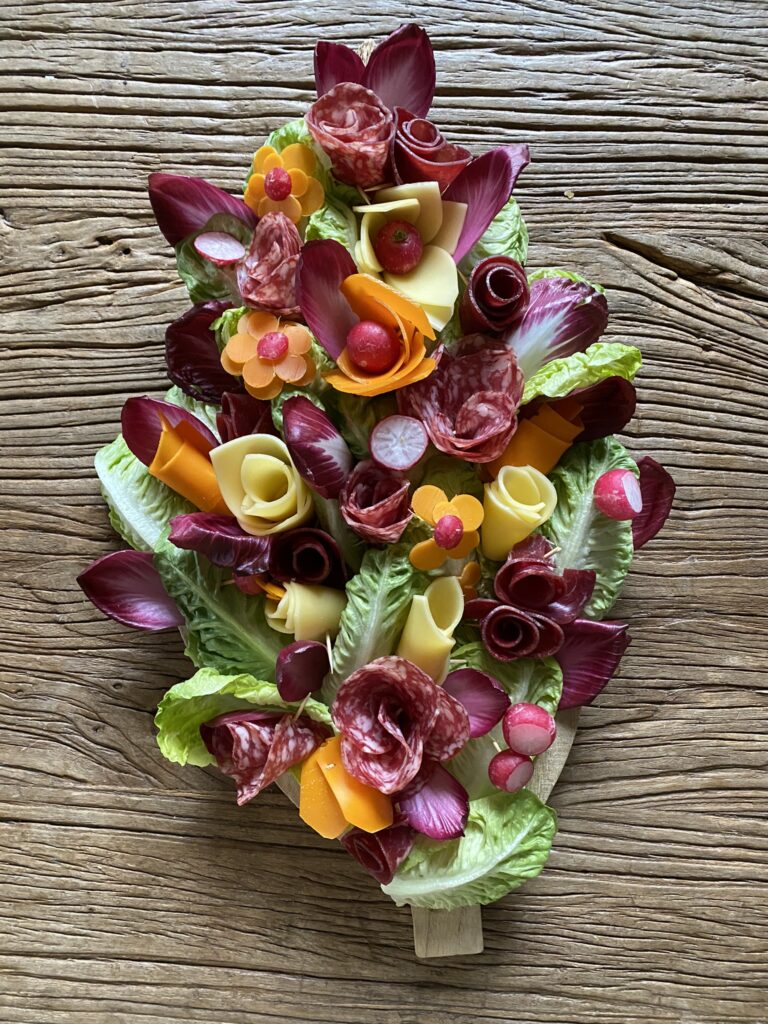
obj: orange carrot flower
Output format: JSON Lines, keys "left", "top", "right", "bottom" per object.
{"left": 409, "top": 485, "right": 484, "bottom": 571}
{"left": 244, "top": 144, "right": 325, "bottom": 224}
{"left": 221, "top": 310, "right": 315, "bottom": 401}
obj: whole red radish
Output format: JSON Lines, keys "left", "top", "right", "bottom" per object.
{"left": 488, "top": 750, "right": 534, "bottom": 793}
{"left": 345, "top": 320, "right": 401, "bottom": 373}
{"left": 502, "top": 703, "right": 556, "bottom": 756}
{"left": 374, "top": 220, "right": 423, "bottom": 274}
{"left": 594, "top": 468, "right": 643, "bottom": 520}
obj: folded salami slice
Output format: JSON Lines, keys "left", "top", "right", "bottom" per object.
{"left": 340, "top": 823, "right": 417, "bottom": 884}
{"left": 236, "top": 212, "right": 301, "bottom": 315}
{"left": 339, "top": 460, "right": 413, "bottom": 544}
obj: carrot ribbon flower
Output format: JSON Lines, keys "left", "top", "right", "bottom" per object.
{"left": 409, "top": 485, "right": 484, "bottom": 570}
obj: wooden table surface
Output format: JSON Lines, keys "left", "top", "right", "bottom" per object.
{"left": 3, "top": 1, "right": 767, "bottom": 1020}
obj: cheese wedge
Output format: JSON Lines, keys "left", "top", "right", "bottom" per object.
{"left": 383, "top": 245, "right": 459, "bottom": 332}
{"left": 299, "top": 751, "right": 348, "bottom": 839}
{"left": 430, "top": 201, "right": 468, "bottom": 255}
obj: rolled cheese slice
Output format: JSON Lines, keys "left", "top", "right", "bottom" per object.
{"left": 481, "top": 465, "right": 557, "bottom": 561}
{"left": 396, "top": 575, "right": 464, "bottom": 682}
{"left": 148, "top": 416, "right": 229, "bottom": 515}
{"left": 265, "top": 582, "right": 346, "bottom": 642}
{"left": 209, "top": 433, "right": 313, "bottom": 536}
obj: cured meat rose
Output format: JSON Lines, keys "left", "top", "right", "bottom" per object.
{"left": 306, "top": 83, "right": 395, "bottom": 188}
{"left": 340, "top": 822, "right": 417, "bottom": 884}
{"left": 460, "top": 256, "right": 530, "bottom": 336}
{"left": 339, "top": 460, "right": 413, "bottom": 544}
{"left": 332, "top": 656, "right": 470, "bottom": 794}
{"left": 392, "top": 107, "right": 472, "bottom": 191}
{"left": 398, "top": 336, "right": 524, "bottom": 463}
{"left": 236, "top": 212, "right": 302, "bottom": 316}
{"left": 494, "top": 535, "right": 595, "bottom": 624}
{"left": 201, "top": 710, "right": 328, "bottom": 805}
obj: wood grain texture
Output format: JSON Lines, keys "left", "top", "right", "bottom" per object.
{"left": 2, "top": 0, "right": 767, "bottom": 1019}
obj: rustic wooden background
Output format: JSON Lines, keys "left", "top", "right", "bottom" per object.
{"left": 2, "top": 0, "right": 767, "bottom": 1020}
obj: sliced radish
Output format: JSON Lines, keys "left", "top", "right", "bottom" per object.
{"left": 488, "top": 750, "right": 534, "bottom": 793}
{"left": 370, "top": 415, "right": 428, "bottom": 471}
{"left": 593, "top": 468, "right": 643, "bottom": 521}
{"left": 193, "top": 231, "right": 246, "bottom": 266}
{"left": 502, "top": 702, "right": 556, "bottom": 756}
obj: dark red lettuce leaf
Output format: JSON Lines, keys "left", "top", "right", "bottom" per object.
{"left": 165, "top": 301, "right": 237, "bottom": 404}
{"left": 340, "top": 823, "right": 417, "bottom": 885}
{"left": 633, "top": 456, "right": 676, "bottom": 549}
{"left": 556, "top": 619, "right": 631, "bottom": 709}
{"left": 168, "top": 512, "right": 271, "bottom": 574}
{"left": 148, "top": 172, "right": 257, "bottom": 247}
{"left": 269, "top": 528, "right": 347, "bottom": 589}
{"left": 216, "top": 391, "right": 276, "bottom": 444}
{"left": 442, "top": 668, "right": 509, "bottom": 737}
{"left": 77, "top": 550, "right": 184, "bottom": 630}
{"left": 397, "top": 761, "right": 469, "bottom": 840}
{"left": 120, "top": 396, "right": 218, "bottom": 466}
{"left": 295, "top": 240, "right": 358, "bottom": 360}
{"left": 363, "top": 24, "right": 436, "bottom": 119}
{"left": 314, "top": 41, "right": 366, "bottom": 97}
{"left": 282, "top": 396, "right": 353, "bottom": 499}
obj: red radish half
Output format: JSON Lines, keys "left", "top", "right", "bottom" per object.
{"left": 193, "top": 231, "right": 246, "bottom": 266}
{"left": 502, "top": 702, "right": 557, "bottom": 756}
{"left": 593, "top": 468, "right": 643, "bottom": 520}
{"left": 370, "top": 415, "right": 428, "bottom": 471}
{"left": 488, "top": 750, "right": 534, "bottom": 793}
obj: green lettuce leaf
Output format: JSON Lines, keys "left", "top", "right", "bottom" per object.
{"left": 265, "top": 118, "right": 314, "bottom": 153}
{"left": 528, "top": 266, "right": 606, "bottom": 294}
{"left": 324, "top": 544, "right": 424, "bottom": 702}
{"left": 306, "top": 196, "right": 357, "bottom": 254}
{"left": 382, "top": 789, "right": 556, "bottom": 909}
{"left": 212, "top": 306, "right": 246, "bottom": 352}
{"left": 522, "top": 341, "right": 641, "bottom": 404}
{"left": 414, "top": 453, "right": 483, "bottom": 501}
{"left": 460, "top": 197, "right": 528, "bottom": 274}
{"left": 313, "top": 495, "right": 365, "bottom": 574}
{"left": 543, "top": 437, "right": 637, "bottom": 618}
{"left": 155, "top": 667, "right": 332, "bottom": 767}
{"left": 154, "top": 534, "right": 283, "bottom": 679}
{"left": 175, "top": 214, "right": 250, "bottom": 304}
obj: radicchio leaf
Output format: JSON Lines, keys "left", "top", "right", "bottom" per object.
{"left": 397, "top": 761, "right": 469, "bottom": 840}
{"left": 363, "top": 23, "right": 436, "bottom": 119}
{"left": 275, "top": 640, "right": 330, "bottom": 701}
{"left": 340, "top": 823, "right": 416, "bottom": 885}
{"left": 442, "top": 668, "right": 510, "bottom": 737}
{"left": 632, "top": 457, "right": 676, "bottom": 549}
{"left": 168, "top": 512, "right": 271, "bottom": 574}
{"left": 121, "top": 396, "right": 218, "bottom": 466}
{"left": 572, "top": 377, "right": 637, "bottom": 442}
{"left": 148, "top": 172, "right": 257, "bottom": 247}
{"left": 556, "top": 619, "right": 631, "bottom": 710}
{"left": 282, "top": 395, "right": 353, "bottom": 499}
{"left": 443, "top": 145, "right": 531, "bottom": 263}
{"left": 77, "top": 550, "right": 184, "bottom": 630}
{"left": 165, "top": 301, "right": 236, "bottom": 404}
{"left": 216, "top": 391, "right": 276, "bottom": 443}
{"left": 314, "top": 41, "right": 366, "bottom": 97}
{"left": 295, "top": 239, "right": 358, "bottom": 359}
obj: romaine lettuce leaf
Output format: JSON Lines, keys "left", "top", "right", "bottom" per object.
{"left": 543, "top": 438, "right": 637, "bottom": 618}
{"left": 382, "top": 789, "right": 556, "bottom": 909}
{"left": 459, "top": 197, "right": 528, "bottom": 274}
{"left": 155, "top": 667, "right": 331, "bottom": 767}
{"left": 175, "top": 214, "right": 251, "bottom": 304}
{"left": 522, "top": 341, "right": 641, "bottom": 404}
{"left": 212, "top": 306, "right": 247, "bottom": 352}
{"left": 306, "top": 196, "right": 357, "bottom": 254}
{"left": 163, "top": 386, "right": 220, "bottom": 436}
{"left": 413, "top": 453, "right": 484, "bottom": 501}
{"left": 528, "top": 266, "right": 605, "bottom": 293}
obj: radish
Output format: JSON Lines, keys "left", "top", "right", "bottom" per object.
{"left": 502, "top": 703, "right": 556, "bottom": 756}
{"left": 345, "top": 320, "right": 401, "bottom": 373}
{"left": 370, "top": 415, "right": 428, "bottom": 471}
{"left": 193, "top": 231, "right": 246, "bottom": 266}
{"left": 593, "top": 468, "right": 643, "bottom": 520}
{"left": 488, "top": 750, "right": 534, "bottom": 793}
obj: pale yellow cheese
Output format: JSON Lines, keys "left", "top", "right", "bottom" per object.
{"left": 374, "top": 182, "right": 443, "bottom": 243}
{"left": 353, "top": 200, "right": 421, "bottom": 275}
{"left": 396, "top": 575, "right": 464, "bottom": 682}
{"left": 383, "top": 245, "right": 459, "bottom": 332}
{"left": 429, "top": 201, "right": 468, "bottom": 255}
{"left": 481, "top": 465, "right": 557, "bottom": 561}
{"left": 265, "top": 582, "right": 346, "bottom": 642}
{"left": 209, "top": 434, "right": 313, "bottom": 536}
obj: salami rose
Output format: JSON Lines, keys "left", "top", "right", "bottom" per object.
{"left": 201, "top": 710, "right": 329, "bottom": 806}
{"left": 392, "top": 107, "right": 472, "bottom": 192}
{"left": 332, "top": 656, "right": 470, "bottom": 794}
{"left": 494, "top": 535, "right": 595, "bottom": 624}
{"left": 340, "top": 822, "right": 417, "bottom": 884}
{"left": 460, "top": 256, "right": 530, "bottom": 335}
{"left": 339, "top": 460, "right": 413, "bottom": 544}
{"left": 398, "top": 336, "right": 523, "bottom": 463}
{"left": 306, "top": 83, "right": 395, "bottom": 189}
{"left": 236, "top": 212, "right": 301, "bottom": 316}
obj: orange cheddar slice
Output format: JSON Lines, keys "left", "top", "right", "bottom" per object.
{"left": 299, "top": 750, "right": 348, "bottom": 840}
{"left": 148, "top": 416, "right": 230, "bottom": 515}
{"left": 489, "top": 419, "right": 571, "bottom": 478}
{"left": 317, "top": 735, "right": 393, "bottom": 834}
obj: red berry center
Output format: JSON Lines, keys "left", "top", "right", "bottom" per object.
{"left": 264, "top": 167, "right": 292, "bottom": 201}
{"left": 434, "top": 514, "right": 464, "bottom": 550}
{"left": 257, "top": 331, "right": 290, "bottom": 362}
{"left": 373, "top": 219, "right": 424, "bottom": 274}
{"left": 345, "top": 320, "right": 401, "bottom": 374}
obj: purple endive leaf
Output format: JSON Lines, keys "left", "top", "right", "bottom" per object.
{"left": 572, "top": 377, "right": 637, "bottom": 442}
{"left": 120, "top": 396, "right": 218, "bottom": 466}
{"left": 282, "top": 395, "right": 353, "bottom": 499}
{"left": 444, "top": 145, "right": 530, "bottom": 263}
{"left": 77, "top": 550, "right": 184, "bottom": 630}
{"left": 633, "top": 457, "right": 676, "bottom": 549}
{"left": 442, "top": 668, "right": 510, "bottom": 738}
{"left": 314, "top": 40, "right": 366, "bottom": 96}
{"left": 148, "top": 172, "right": 257, "bottom": 247}
{"left": 556, "top": 619, "right": 631, "bottom": 710}
{"left": 216, "top": 391, "right": 276, "bottom": 443}
{"left": 397, "top": 761, "right": 469, "bottom": 840}
{"left": 295, "top": 239, "right": 358, "bottom": 359}
{"left": 168, "top": 513, "right": 272, "bottom": 573}
{"left": 364, "top": 23, "right": 436, "bottom": 119}
{"left": 275, "top": 640, "right": 330, "bottom": 702}
{"left": 340, "top": 823, "right": 417, "bottom": 885}
{"left": 165, "top": 301, "right": 236, "bottom": 404}
{"left": 506, "top": 276, "right": 609, "bottom": 380}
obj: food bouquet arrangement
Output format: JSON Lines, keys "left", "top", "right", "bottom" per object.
{"left": 79, "top": 25, "right": 675, "bottom": 924}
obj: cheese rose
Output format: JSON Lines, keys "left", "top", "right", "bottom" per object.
{"left": 210, "top": 434, "right": 313, "bottom": 536}
{"left": 481, "top": 465, "right": 557, "bottom": 560}
{"left": 265, "top": 582, "right": 346, "bottom": 642}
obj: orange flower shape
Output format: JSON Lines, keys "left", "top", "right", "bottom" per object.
{"left": 409, "top": 485, "right": 485, "bottom": 571}
{"left": 244, "top": 144, "right": 325, "bottom": 223}
{"left": 221, "top": 310, "right": 315, "bottom": 401}
{"left": 324, "top": 274, "right": 437, "bottom": 397}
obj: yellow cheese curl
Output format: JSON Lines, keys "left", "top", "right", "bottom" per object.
{"left": 481, "top": 465, "right": 557, "bottom": 561}
{"left": 396, "top": 575, "right": 464, "bottom": 683}
{"left": 265, "top": 582, "right": 346, "bottom": 642}
{"left": 209, "top": 434, "right": 313, "bottom": 536}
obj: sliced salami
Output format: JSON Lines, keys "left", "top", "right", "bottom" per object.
{"left": 236, "top": 212, "right": 302, "bottom": 316}
{"left": 340, "top": 823, "right": 417, "bottom": 885}
{"left": 398, "top": 335, "right": 523, "bottom": 463}
{"left": 423, "top": 686, "right": 470, "bottom": 762}
{"left": 306, "top": 83, "right": 395, "bottom": 189}
{"left": 339, "top": 460, "right": 413, "bottom": 544}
